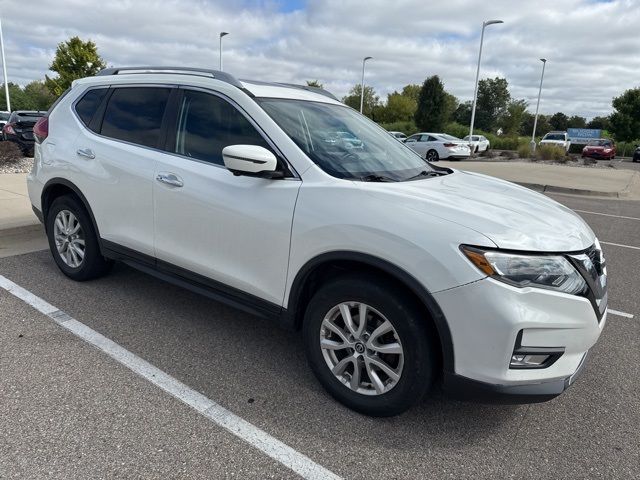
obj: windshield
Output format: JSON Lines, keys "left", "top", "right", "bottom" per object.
{"left": 258, "top": 99, "right": 435, "bottom": 181}
{"left": 0, "top": 112, "right": 9, "bottom": 121}
{"left": 587, "top": 139, "right": 611, "bottom": 146}
{"left": 544, "top": 133, "right": 565, "bottom": 140}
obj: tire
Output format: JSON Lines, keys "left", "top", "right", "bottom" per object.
{"left": 426, "top": 150, "right": 439, "bottom": 162}
{"left": 474, "top": 146, "right": 479, "bottom": 154}
{"left": 302, "top": 274, "right": 436, "bottom": 416}
{"left": 45, "top": 195, "right": 113, "bottom": 281}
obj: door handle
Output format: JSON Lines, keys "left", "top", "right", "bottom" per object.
{"left": 76, "top": 148, "right": 95, "bottom": 159}
{"left": 156, "top": 172, "right": 184, "bottom": 188}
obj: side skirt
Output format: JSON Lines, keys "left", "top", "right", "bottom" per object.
{"left": 101, "top": 240, "right": 289, "bottom": 326}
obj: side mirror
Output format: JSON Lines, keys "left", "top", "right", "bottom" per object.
{"left": 222, "top": 145, "right": 282, "bottom": 178}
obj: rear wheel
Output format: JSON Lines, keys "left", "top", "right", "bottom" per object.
{"left": 426, "top": 149, "right": 439, "bottom": 162}
{"left": 303, "top": 274, "right": 436, "bottom": 416}
{"left": 46, "top": 195, "right": 113, "bottom": 281}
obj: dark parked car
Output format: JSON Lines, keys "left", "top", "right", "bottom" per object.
{"left": 633, "top": 146, "right": 640, "bottom": 163}
{"left": 581, "top": 139, "right": 616, "bottom": 160}
{"left": 2, "top": 111, "right": 46, "bottom": 155}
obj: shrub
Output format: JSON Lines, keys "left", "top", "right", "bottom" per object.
{"left": 536, "top": 144, "right": 566, "bottom": 161}
{"left": 0, "top": 141, "right": 23, "bottom": 164}
{"left": 517, "top": 144, "right": 531, "bottom": 159}
{"left": 443, "top": 122, "right": 469, "bottom": 139}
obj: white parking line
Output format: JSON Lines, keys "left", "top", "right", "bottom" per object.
{"left": 608, "top": 309, "right": 635, "bottom": 319}
{"left": 0, "top": 275, "right": 341, "bottom": 480}
{"left": 600, "top": 241, "right": 640, "bottom": 251}
{"left": 574, "top": 209, "right": 640, "bottom": 221}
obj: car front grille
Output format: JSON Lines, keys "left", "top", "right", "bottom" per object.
{"left": 568, "top": 245, "right": 607, "bottom": 321}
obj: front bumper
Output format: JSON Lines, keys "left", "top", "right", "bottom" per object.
{"left": 433, "top": 275, "right": 605, "bottom": 399}
{"left": 443, "top": 350, "right": 590, "bottom": 404}
{"left": 582, "top": 151, "right": 614, "bottom": 159}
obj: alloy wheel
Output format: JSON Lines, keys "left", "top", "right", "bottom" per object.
{"left": 53, "top": 209, "right": 85, "bottom": 268}
{"left": 320, "top": 302, "right": 404, "bottom": 395}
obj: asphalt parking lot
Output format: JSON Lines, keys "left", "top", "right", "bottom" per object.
{"left": 0, "top": 193, "right": 638, "bottom": 480}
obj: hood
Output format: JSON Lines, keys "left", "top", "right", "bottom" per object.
{"left": 361, "top": 170, "right": 595, "bottom": 252}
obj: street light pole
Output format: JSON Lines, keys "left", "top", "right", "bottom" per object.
{"left": 219, "top": 32, "right": 229, "bottom": 71}
{"left": 359, "top": 56, "right": 372, "bottom": 114}
{"left": 469, "top": 19, "right": 503, "bottom": 148}
{"left": 0, "top": 17, "right": 10, "bottom": 112}
{"left": 530, "top": 58, "right": 547, "bottom": 152}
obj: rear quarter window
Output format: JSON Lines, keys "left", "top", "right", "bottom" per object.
{"left": 74, "top": 88, "right": 109, "bottom": 128}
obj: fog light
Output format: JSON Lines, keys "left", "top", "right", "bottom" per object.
{"left": 510, "top": 354, "right": 551, "bottom": 367}
{"left": 509, "top": 330, "right": 565, "bottom": 369}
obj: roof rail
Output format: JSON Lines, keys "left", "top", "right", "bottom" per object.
{"left": 96, "top": 66, "right": 244, "bottom": 89}
{"left": 273, "top": 83, "right": 339, "bottom": 101}
{"left": 240, "top": 79, "right": 339, "bottom": 101}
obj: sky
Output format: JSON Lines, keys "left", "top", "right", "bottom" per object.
{"left": 2, "top": 0, "right": 638, "bottom": 118}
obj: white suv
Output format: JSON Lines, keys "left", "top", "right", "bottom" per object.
{"left": 539, "top": 131, "right": 571, "bottom": 152}
{"left": 27, "top": 67, "right": 607, "bottom": 416}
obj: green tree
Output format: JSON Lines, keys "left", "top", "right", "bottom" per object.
{"left": 454, "top": 101, "right": 472, "bottom": 126}
{"left": 500, "top": 99, "right": 528, "bottom": 136}
{"left": 342, "top": 84, "right": 380, "bottom": 118}
{"left": 0, "top": 83, "right": 28, "bottom": 110}
{"left": 378, "top": 91, "right": 416, "bottom": 123}
{"left": 443, "top": 92, "right": 458, "bottom": 125}
{"left": 568, "top": 115, "right": 587, "bottom": 129}
{"left": 306, "top": 80, "right": 323, "bottom": 88}
{"left": 401, "top": 84, "right": 421, "bottom": 103}
{"left": 587, "top": 116, "right": 610, "bottom": 131}
{"left": 414, "top": 75, "right": 448, "bottom": 131}
{"left": 23, "top": 81, "right": 57, "bottom": 110}
{"left": 610, "top": 87, "right": 640, "bottom": 145}
{"left": 475, "top": 77, "right": 510, "bottom": 132}
{"left": 520, "top": 112, "right": 551, "bottom": 137}
{"left": 45, "top": 37, "right": 106, "bottom": 96}
{"left": 549, "top": 112, "right": 569, "bottom": 131}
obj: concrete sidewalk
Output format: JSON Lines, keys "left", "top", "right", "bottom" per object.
{"left": 440, "top": 160, "right": 640, "bottom": 199}
{"left": 0, "top": 174, "right": 47, "bottom": 258}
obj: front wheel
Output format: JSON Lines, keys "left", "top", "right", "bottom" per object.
{"left": 426, "top": 150, "right": 439, "bottom": 162}
{"left": 303, "top": 274, "right": 436, "bottom": 416}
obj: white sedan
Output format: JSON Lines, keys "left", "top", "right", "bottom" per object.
{"left": 463, "top": 134, "right": 490, "bottom": 153}
{"left": 404, "top": 133, "right": 471, "bottom": 161}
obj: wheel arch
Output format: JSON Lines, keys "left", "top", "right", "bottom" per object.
{"left": 41, "top": 178, "right": 102, "bottom": 241}
{"left": 285, "top": 251, "right": 454, "bottom": 373}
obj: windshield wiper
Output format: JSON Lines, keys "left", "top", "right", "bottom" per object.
{"left": 403, "top": 170, "right": 446, "bottom": 181}
{"left": 359, "top": 174, "right": 398, "bottom": 182}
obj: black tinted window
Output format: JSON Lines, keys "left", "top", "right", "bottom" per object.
{"left": 101, "top": 87, "right": 171, "bottom": 148}
{"left": 75, "top": 88, "right": 108, "bottom": 128}
{"left": 174, "top": 90, "right": 269, "bottom": 165}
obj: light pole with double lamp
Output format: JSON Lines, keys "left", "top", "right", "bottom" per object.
{"left": 530, "top": 58, "right": 547, "bottom": 152}
{"left": 468, "top": 20, "right": 503, "bottom": 150}
{"left": 359, "top": 56, "right": 372, "bottom": 114}
{"left": 219, "top": 32, "right": 229, "bottom": 71}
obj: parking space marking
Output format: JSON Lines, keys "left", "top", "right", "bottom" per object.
{"left": 0, "top": 274, "right": 342, "bottom": 480}
{"left": 574, "top": 210, "right": 640, "bottom": 221}
{"left": 608, "top": 309, "right": 635, "bottom": 319}
{"left": 600, "top": 241, "right": 640, "bottom": 251}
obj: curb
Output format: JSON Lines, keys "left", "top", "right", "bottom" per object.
{"left": 515, "top": 182, "right": 620, "bottom": 198}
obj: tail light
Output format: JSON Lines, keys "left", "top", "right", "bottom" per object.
{"left": 443, "top": 143, "right": 456, "bottom": 147}
{"left": 33, "top": 116, "right": 49, "bottom": 143}
{"left": 3, "top": 123, "right": 15, "bottom": 135}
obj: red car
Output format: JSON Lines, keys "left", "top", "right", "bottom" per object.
{"left": 582, "top": 139, "right": 616, "bottom": 160}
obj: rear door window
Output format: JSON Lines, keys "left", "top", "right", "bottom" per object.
{"left": 75, "top": 88, "right": 109, "bottom": 129}
{"left": 100, "top": 87, "right": 171, "bottom": 149}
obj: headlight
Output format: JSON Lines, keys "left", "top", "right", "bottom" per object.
{"left": 461, "top": 246, "right": 587, "bottom": 295}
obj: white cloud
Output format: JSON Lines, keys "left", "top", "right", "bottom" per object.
{"left": 2, "top": 0, "right": 638, "bottom": 117}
